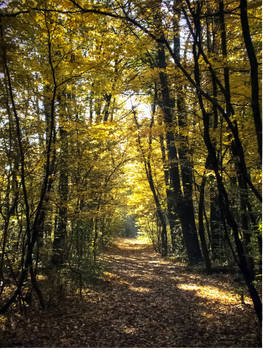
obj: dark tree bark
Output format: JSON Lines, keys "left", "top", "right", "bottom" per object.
{"left": 157, "top": 38, "right": 202, "bottom": 264}
{"left": 159, "top": 131, "right": 177, "bottom": 252}
{"left": 198, "top": 171, "right": 211, "bottom": 273}
{"left": 133, "top": 109, "right": 168, "bottom": 257}
{"left": 52, "top": 125, "right": 68, "bottom": 267}
{"left": 103, "top": 93, "right": 112, "bottom": 122}
{"left": 146, "top": 162, "right": 168, "bottom": 257}
{"left": 239, "top": 0, "right": 262, "bottom": 160}
{"left": 210, "top": 181, "right": 223, "bottom": 261}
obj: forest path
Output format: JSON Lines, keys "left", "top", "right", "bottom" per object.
{"left": 1, "top": 238, "right": 260, "bottom": 347}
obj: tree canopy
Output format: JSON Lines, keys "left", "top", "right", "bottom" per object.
{"left": 0, "top": 0, "right": 261, "bottom": 327}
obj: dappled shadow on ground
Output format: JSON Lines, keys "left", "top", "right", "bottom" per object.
{"left": 0, "top": 238, "right": 261, "bottom": 347}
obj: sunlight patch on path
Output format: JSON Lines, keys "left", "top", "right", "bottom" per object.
{"left": 113, "top": 237, "right": 152, "bottom": 251}
{"left": 177, "top": 283, "right": 252, "bottom": 305}
{"left": 129, "top": 286, "right": 151, "bottom": 293}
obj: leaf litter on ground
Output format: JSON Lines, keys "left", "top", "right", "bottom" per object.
{"left": 0, "top": 238, "right": 261, "bottom": 347}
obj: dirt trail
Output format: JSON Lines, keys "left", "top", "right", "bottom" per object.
{"left": 0, "top": 238, "right": 261, "bottom": 347}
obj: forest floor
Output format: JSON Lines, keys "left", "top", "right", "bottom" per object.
{"left": 0, "top": 237, "right": 261, "bottom": 348}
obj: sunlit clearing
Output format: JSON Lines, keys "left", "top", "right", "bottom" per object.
{"left": 114, "top": 237, "right": 150, "bottom": 249}
{"left": 129, "top": 286, "right": 151, "bottom": 293}
{"left": 177, "top": 283, "right": 252, "bottom": 304}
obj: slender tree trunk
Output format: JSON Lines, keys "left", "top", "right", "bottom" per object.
{"left": 52, "top": 126, "right": 68, "bottom": 267}
{"left": 147, "top": 163, "right": 168, "bottom": 257}
{"left": 133, "top": 109, "right": 168, "bottom": 256}
{"left": 159, "top": 132, "right": 177, "bottom": 252}
{"left": 210, "top": 181, "right": 223, "bottom": 261}
{"left": 93, "top": 218, "right": 99, "bottom": 262}
{"left": 239, "top": 0, "right": 262, "bottom": 160}
{"left": 103, "top": 93, "right": 112, "bottom": 122}
{"left": 155, "top": 80, "right": 178, "bottom": 252}
{"left": 198, "top": 171, "right": 211, "bottom": 273}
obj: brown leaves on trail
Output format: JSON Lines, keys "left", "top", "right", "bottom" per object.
{"left": 0, "top": 238, "right": 261, "bottom": 347}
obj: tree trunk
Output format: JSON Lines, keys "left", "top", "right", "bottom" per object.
{"left": 157, "top": 39, "right": 202, "bottom": 264}
{"left": 159, "top": 128, "right": 177, "bottom": 252}
{"left": 210, "top": 181, "right": 223, "bottom": 261}
{"left": 133, "top": 110, "right": 168, "bottom": 256}
{"left": 52, "top": 123, "right": 68, "bottom": 267}
{"left": 239, "top": 0, "right": 262, "bottom": 160}
{"left": 198, "top": 172, "right": 211, "bottom": 273}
